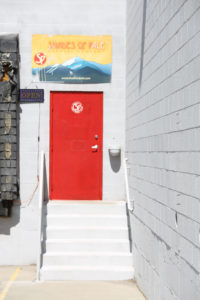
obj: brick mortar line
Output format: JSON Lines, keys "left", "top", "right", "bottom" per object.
{"left": 128, "top": 162, "right": 200, "bottom": 177}
{"left": 126, "top": 0, "right": 192, "bottom": 87}
{"left": 141, "top": 5, "right": 200, "bottom": 80}
{"left": 127, "top": 51, "right": 200, "bottom": 108}
{"left": 143, "top": 0, "right": 188, "bottom": 55}
{"left": 126, "top": 124, "right": 200, "bottom": 141}
{"left": 126, "top": 0, "right": 173, "bottom": 77}
{"left": 129, "top": 185, "right": 200, "bottom": 226}
{"left": 132, "top": 215, "right": 200, "bottom": 277}
{"left": 133, "top": 202, "right": 200, "bottom": 265}
{"left": 129, "top": 174, "right": 200, "bottom": 202}
{"left": 127, "top": 76, "right": 200, "bottom": 118}
{"left": 126, "top": 150, "right": 200, "bottom": 153}
{"left": 128, "top": 72, "right": 198, "bottom": 112}
{"left": 127, "top": 100, "right": 200, "bottom": 131}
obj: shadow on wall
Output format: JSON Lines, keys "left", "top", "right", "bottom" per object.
{"left": 109, "top": 152, "right": 121, "bottom": 173}
{"left": 0, "top": 204, "right": 20, "bottom": 235}
{"left": 0, "top": 150, "right": 49, "bottom": 235}
{"left": 0, "top": 105, "right": 23, "bottom": 235}
{"left": 42, "top": 155, "right": 50, "bottom": 258}
{"left": 43, "top": 155, "right": 49, "bottom": 202}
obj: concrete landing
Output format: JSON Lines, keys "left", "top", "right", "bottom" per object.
{"left": 0, "top": 266, "right": 146, "bottom": 300}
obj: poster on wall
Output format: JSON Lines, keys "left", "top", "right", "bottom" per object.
{"left": 32, "top": 35, "right": 112, "bottom": 84}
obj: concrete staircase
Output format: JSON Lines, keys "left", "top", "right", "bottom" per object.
{"left": 40, "top": 201, "right": 134, "bottom": 280}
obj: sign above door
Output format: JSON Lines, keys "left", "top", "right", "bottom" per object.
{"left": 32, "top": 35, "right": 112, "bottom": 84}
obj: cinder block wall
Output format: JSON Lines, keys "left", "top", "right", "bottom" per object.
{"left": 0, "top": 0, "right": 126, "bottom": 265}
{"left": 126, "top": 1, "right": 200, "bottom": 299}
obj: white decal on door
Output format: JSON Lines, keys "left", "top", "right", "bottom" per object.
{"left": 71, "top": 101, "right": 83, "bottom": 114}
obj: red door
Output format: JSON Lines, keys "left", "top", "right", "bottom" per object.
{"left": 50, "top": 92, "right": 103, "bottom": 200}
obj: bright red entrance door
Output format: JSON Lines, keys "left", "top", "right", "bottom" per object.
{"left": 50, "top": 92, "right": 103, "bottom": 200}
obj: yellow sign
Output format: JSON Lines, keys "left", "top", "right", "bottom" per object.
{"left": 32, "top": 35, "right": 112, "bottom": 83}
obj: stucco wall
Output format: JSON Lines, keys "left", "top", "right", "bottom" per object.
{"left": 0, "top": 0, "right": 126, "bottom": 265}
{"left": 126, "top": 0, "right": 200, "bottom": 299}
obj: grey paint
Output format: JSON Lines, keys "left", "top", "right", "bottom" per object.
{"left": 126, "top": 0, "right": 200, "bottom": 299}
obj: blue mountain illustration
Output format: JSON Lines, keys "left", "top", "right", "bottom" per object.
{"left": 32, "top": 56, "right": 111, "bottom": 83}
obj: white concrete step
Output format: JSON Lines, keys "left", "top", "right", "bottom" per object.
{"left": 46, "top": 214, "right": 127, "bottom": 228}
{"left": 43, "top": 252, "right": 132, "bottom": 267}
{"left": 41, "top": 265, "right": 134, "bottom": 280}
{"left": 47, "top": 201, "right": 127, "bottom": 215}
{"left": 45, "top": 239, "right": 130, "bottom": 253}
{"left": 42, "top": 201, "right": 132, "bottom": 281}
{"left": 46, "top": 227, "right": 129, "bottom": 240}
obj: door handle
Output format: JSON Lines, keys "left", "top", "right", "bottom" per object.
{"left": 91, "top": 145, "right": 98, "bottom": 151}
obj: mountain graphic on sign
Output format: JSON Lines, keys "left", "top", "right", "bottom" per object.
{"left": 32, "top": 57, "right": 111, "bottom": 83}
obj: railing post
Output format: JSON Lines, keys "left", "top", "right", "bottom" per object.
{"left": 124, "top": 158, "right": 134, "bottom": 212}
{"left": 36, "top": 151, "right": 45, "bottom": 281}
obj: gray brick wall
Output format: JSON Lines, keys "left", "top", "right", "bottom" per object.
{"left": 126, "top": 1, "right": 200, "bottom": 299}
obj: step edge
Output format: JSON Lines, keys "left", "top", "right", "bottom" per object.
{"left": 46, "top": 215, "right": 126, "bottom": 218}
{"left": 47, "top": 201, "right": 126, "bottom": 205}
{"left": 45, "top": 239, "right": 130, "bottom": 243}
{"left": 41, "top": 266, "right": 134, "bottom": 271}
{"left": 46, "top": 227, "right": 129, "bottom": 230}
{"left": 43, "top": 252, "right": 133, "bottom": 256}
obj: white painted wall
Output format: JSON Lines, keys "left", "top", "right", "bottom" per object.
{"left": 0, "top": 0, "right": 126, "bottom": 265}
{"left": 126, "top": 0, "right": 200, "bottom": 299}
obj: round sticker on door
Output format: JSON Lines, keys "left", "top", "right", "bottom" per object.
{"left": 71, "top": 101, "right": 83, "bottom": 114}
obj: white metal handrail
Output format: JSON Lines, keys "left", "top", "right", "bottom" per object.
{"left": 36, "top": 151, "right": 45, "bottom": 281}
{"left": 124, "top": 158, "right": 134, "bottom": 212}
